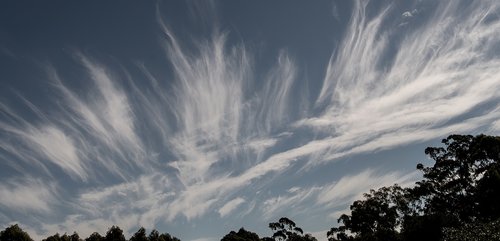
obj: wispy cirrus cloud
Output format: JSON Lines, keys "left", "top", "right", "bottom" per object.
{"left": 290, "top": 0, "right": 500, "bottom": 167}
{"left": 0, "top": 178, "right": 58, "bottom": 213}
{"left": 259, "top": 168, "right": 419, "bottom": 220}
{"left": 1, "top": 54, "right": 147, "bottom": 182}
{"left": 219, "top": 197, "right": 246, "bottom": 218}
{"left": 261, "top": 186, "right": 321, "bottom": 219}
{"left": 317, "top": 169, "right": 419, "bottom": 208}
{"left": 0, "top": 103, "right": 85, "bottom": 180}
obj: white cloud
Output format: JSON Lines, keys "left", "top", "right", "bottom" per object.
{"left": 218, "top": 197, "right": 246, "bottom": 217}
{"left": 239, "top": 200, "right": 256, "bottom": 218}
{"left": 309, "top": 230, "right": 329, "bottom": 241}
{"left": 257, "top": 51, "right": 296, "bottom": 133}
{"left": 0, "top": 178, "right": 57, "bottom": 213}
{"left": 295, "top": 0, "right": 500, "bottom": 168}
{"left": 287, "top": 187, "right": 301, "bottom": 193}
{"left": 27, "top": 126, "right": 85, "bottom": 181}
{"left": 317, "top": 169, "right": 419, "bottom": 208}
{"left": 246, "top": 138, "right": 278, "bottom": 153}
{"left": 39, "top": 215, "right": 117, "bottom": 241}
{"left": 190, "top": 237, "right": 218, "bottom": 241}
{"left": 0, "top": 58, "right": 148, "bottom": 182}
{"left": 402, "top": 11, "right": 413, "bottom": 18}
{"left": 33, "top": 173, "right": 175, "bottom": 239}
{"left": 259, "top": 169, "right": 419, "bottom": 221}
{"left": 262, "top": 187, "right": 321, "bottom": 218}
{"left": 78, "top": 55, "right": 142, "bottom": 154}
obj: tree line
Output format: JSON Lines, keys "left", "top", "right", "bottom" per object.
{"left": 1, "top": 134, "right": 499, "bottom": 241}
{"left": 0, "top": 225, "right": 180, "bottom": 241}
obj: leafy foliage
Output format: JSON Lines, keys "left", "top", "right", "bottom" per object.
{"left": 414, "top": 135, "right": 499, "bottom": 222}
{"left": 328, "top": 134, "right": 500, "bottom": 241}
{"left": 328, "top": 185, "right": 408, "bottom": 241}
{"left": 221, "top": 228, "right": 260, "bottom": 241}
{"left": 267, "top": 217, "right": 316, "bottom": 241}
{"left": 442, "top": 218, "right": 500, "bottom": 241}
{"left": 43, "top": 232, "right": 80, "bottom": 241}
{"left": 147, "top": 229, "right": 179, "bottom": 241}
{"left": 0, "top": 225, "right": 180, "bottom": 241}
{"left": 130, "top": 228, "right": 148, "bottom": 241}
{"left": 0, "top": 224, "right": 34, "bottom": 241}
{"left": 104, "top": 226, "right": 125, "bottom": 241}
{"left": 85, "top": 232, "right": 103, "bottom": 241}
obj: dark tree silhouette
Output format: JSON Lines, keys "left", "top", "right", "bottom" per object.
{"left": 43, "top": 233, "right": 65, "bottom": 241}
{"left": 104, "top": 226, "right": 125, "bottom": 241}
{"left": 408, "top": 134, "right": 500, "bottom": 239}
{"left": 70, "top": 232, "right": 81, "bottom": 241}
{"left": 148, "top": 230, "right": 160, "bottom": 241}
{"left": 414, "top": 135, "right": 492, "bottom": 221}
{"left": 327, "top": 185, "right": 408, "bottom": 241}
{"left": 158, "top": 232, "right": 180, "bottom": 241}
{"left": 130, "top": 228, "right": 148, "bottom": 241}
{"left": 148, "top": 229, "right": 179, "bottom": 241}
{"left": 0, "top": 225, "right": 181, "bottom": 241}
{"left": 85, "top": 232, "right": 103, "bottom": 241}
{"left": 221, "top": 228, "right": 260, "bottom": 241}
{"left": 44, "top": 232, "right": 81, "bottom": 241}
{"left": 43, "top": 233, "right": 61, "bottom": 241}
{"left": 0, "top": 224, "right": 34, "bottom": 241}
{"left": 267, "top": 217, "right": 316, "bottom": 241}
{"left": 328, "top": 134, "right": 500, "bottom": 241}
{"left": 476, "top": 162, "right": 500, "bottom": 219}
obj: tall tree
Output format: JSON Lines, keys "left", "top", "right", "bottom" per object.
{"left": 221, "top": 228, "right": 260, "bottom": 241}
{"left": 70, "top": 232, "right": 81, "bottom": 241}
{"left": 85, "top": 232, "right": 103, "bottom": 241}
{"left": 104, "top": 227, "right": 125, "bottom": 241}
{"left": 130, "top": 228, "right": 148, "bottom": 241}
{"left": 158, "top": 232, "right": 180, "bottom": 241}
{"left": 43, "top": 233, "right": 75, "bottom": 241}
{"left": 268, "top": 217, "right": 316, "bottom": 241}
{"left": 43, "top": 233, "right": 62, "bottom": 241}
{"left": 148, "top": 230, "right": 160, "bottom": 241}
{"left": 327, "top": 185, "right": 408, "bottom": 241}
{"left": 328, "top": 134, "right": 500, "bottom": 241}
{"left": 414, "top": 134, "right": 500, "bottom": 222}
{"left": 61, "top": 233, "right": 71, "bottom": 241}
{"left": 0, "top": 224, "right": 34, "bottom": 241}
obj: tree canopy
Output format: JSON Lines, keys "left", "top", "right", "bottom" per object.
{"left": 221, "top": 228, "right": 260, "bottom": 241}
{"left": 0, "top": 224, "right": 34, "bottom": 241}
{"left": 266, "top": 217, "right": 316, "bottom": 241}
{"left": 42, "top": 232, "right": 80, "bottom": 241}
{"left": 328, "top": 134, "right": 500, "bottom": 241}
{"left": 85, "top": 232, "right": 103, "bottom": 241}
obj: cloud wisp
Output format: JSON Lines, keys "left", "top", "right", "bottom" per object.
{"left": 0, "top": 178, "right": 58, "bottom": 213}
{"left": 219, "top": 197, "right": 246, "bottom": 218}
{"left": 293, "top": 0, "right": 500, "bottom": 167}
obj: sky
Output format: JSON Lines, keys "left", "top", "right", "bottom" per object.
{"left": 1, "top": 0, "right": 500, "bottom": 240}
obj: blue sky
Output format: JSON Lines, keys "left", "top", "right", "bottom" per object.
{"left": 1, "top": 0, "right": 500, "bottom": 240}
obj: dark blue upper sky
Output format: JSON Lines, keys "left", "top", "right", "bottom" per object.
{"left": 1, "top": 1, "right": 499, "bottom": 241}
